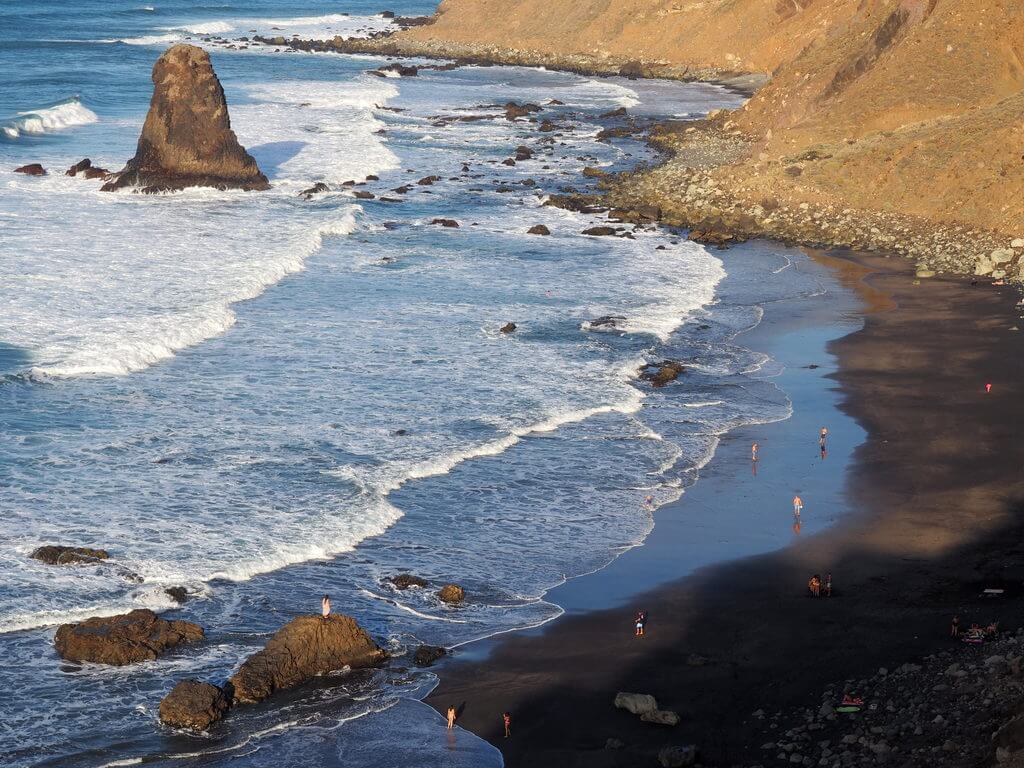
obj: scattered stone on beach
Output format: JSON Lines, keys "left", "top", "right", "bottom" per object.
{"left": 581, "top": 226, "right": 618, "bottom": 236}
{"left": 430, "top": 218, "right": 460, "bottom": 228}
{"left": 165, "top": 586, "right": 189, "bottom": 604}
{"left": 31, "top": 545, "right": 109, "bottom": 565}
{"left": 527, "top": 224, "right": 551, "bottom": 235}
{"left": 65, "top": 158, "right": 92, "bottom": 176}
{"left": 499, "top": 322, "right": 517, "bottom": 333}
{"left": 229, "top": 614, "right": 386, "bottom": 704}
{"left": 413, "top": 644, "right": 447, "bottom": 666}
{"left": 300, "top": 182, "right": 329, "bottom": 199}
{"left": 159, "top": 680, "right": 231, "bottom": 730}
{"left": 614, "top": 691, "right": 659, "bottom": 716}
{"left": 14, "top": 163, "right": 46, "bottom": 176}
{"left": 504, "top": 102, "right": 541, "bottom": 120}
{"left": 658, "top": 745, "right": 697, "bottom": 767}
{"left": 389, "top": 573, "right": 428, "bottom": 589}
{"left": 640, "top": 360, "right": 685, "bottom": 387}
{"left": 641, "top": 709, "right": 681, "bottom": 726}
{"left": 102, "top": 44, "right": 269, "bottom": 193}
{"left": 54, "top": 609, "right": 204, "bottom": 665}
{"left": 437, "top": 584, "right": 465, "bottom": 604}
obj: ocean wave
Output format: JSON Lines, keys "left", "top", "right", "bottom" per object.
{"left": 0, "top": 96, "right": 97, "bottom": 139}
{"left": 112, "top": 12, "right": 394, "bottom": 46}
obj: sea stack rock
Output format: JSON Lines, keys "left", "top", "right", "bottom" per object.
{"left": 54, "top": 609, "right": 204, "bottom": 665}
{"left": 102, "top": 44, "right": 268, "bottom": 193}
{"left": 229, "top": 614, "right": 386, "bottom": 704}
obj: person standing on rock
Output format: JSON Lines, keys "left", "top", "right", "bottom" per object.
{"left": 321, "top": 594, "right": 331, "bottom": 618}
{"left": 447, "top": 705, "right": 457, "bottom": 730}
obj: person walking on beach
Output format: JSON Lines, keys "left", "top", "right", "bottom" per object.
{"left": 447, "top": 705, "right": 457, "bottom": 730}
{"left": 321, "top": 594, "right": 331, "bottom": 618}
{"left": 503, "top": 712, "right": 512, "bottom": 738}
{"left": 951, "top": 615, "right": 960, "bottom": 637}
{"left": 819, "top": 427, "right": 828, "bottom": 459}
{"left": 635, "top": 610, "right": 647, "bottom": 637}
{"left": 824, "top": 572, "right": 833, "bottom": 597}
{"left": 793, "top": 494, "right": 803, "bottom": 517}
{"left": 751, "top": 442, "right": 759, "bottom": 462}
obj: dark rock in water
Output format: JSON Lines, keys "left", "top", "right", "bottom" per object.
{"left": 582, "top": 226, "right": 618, "bottom": 236}
{"left": 501, "top": 158, "right": 516, "bottom": 166}
{"left": 544, "top": 194, "right": 606, "bottom": 214}
{"left": 14, "top": 163, "right": 46, "bottom": 176}
{"left": 538, "top": 119, "right": 557, "bottom": 132}
{"left": 609, "top": 205, "right": 661, "bottom": 224}
{"left": 596, "top": 126, "right": 632, "bottom": 141}
{"left": 600, "top": 106, "right": 628, "bottom": 118}
{"left": 229, "top": 614, "right": 386, "bottom": 704}
{"left": 582, "top": 166, "right": 606, "bottom": 178}
{"left": 430, "top": 218, "right": 459, "bottom": 228}
{"left": 417, "top": 175, "right": 440, "bottom": 186}
{"left": 365, "top": 174, "right": 379, "bottom": 181}
{"left": 380, "top": 10, "right": 396, "bottom": 18}
{"left": 393, "top": 185, "right": 412, "bottom": 194}
{"left": 165, "top": 586, "right": 189, "bottom": 604}
{"left": 504, "top": 102, "right": 541, "bottom": 120}
{"left": 31, "top": 545, "right": 109, "bottom": 565}
{"left": 393, "top": 428, "right": 409, "bottom": 436}
{"left": 499, "top": 322, "right": 516, "bottom": 334}
{"left": 640, "top": 360, "right": 685, "bottom": 387}
{"left": 514, "top": 145, "right": 532, "bottom": 161}
{"left": 373, "top": 63, "right": 418, "bottom": 77}
{"left": 54, "top": 609, "right": 204, "bottom": 665}
{"left": 66, "top": 158, "right": 92, "bottom": 176}
{"left": 389, "top": 573, "right": 428, "bottom": 589}
{"left": 527, "top": 224, "right": 550, "bottom": 236}
{"left": 299, "top": 182, "right": 329, "bottom": 199}
{"left": 588, "top": 315, "right": 626, "bottom": 329}
{"left": 159, "top": 680, "right": 231, "bottom": 730}
{"left": 352, "top": 190, "right": 375, "bottom": 199}
{"left": 413, "top": 645, "right": 447, "bottom": 667}
{"left": 547, "top": 99, "right": 565, "bottom": 106}
{"left": 82, "top": 166, "right": 111, "bottom": 179}
{"left": 438, "top": 584, "right": 465, "bottom": 604}
{"left": 102, "top": 44, "right": 269, "bottom": 193}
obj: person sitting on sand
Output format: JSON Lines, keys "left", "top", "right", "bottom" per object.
{"left": 503, "top": 711, "right": 512, "bottom": 738}
{"left": 321, "top": 594, "right": 331, "bottom": 618}
{"left": 951, "top": 615, "right": 960, "bottom": 637}
{"left": 841, "top": 694, "right": 864, "bottom": 706}
{"left": 447, "top": 705, "right": 457, "bottom": 730}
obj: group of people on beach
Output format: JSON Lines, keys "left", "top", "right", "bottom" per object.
{"left": 807, "top": 572, "right": 833, "bottom": 597}
{"left": 950, "top": 615, "right": 999, "bottom": 642}
{"left": 444, "top": 705, "right": 511, "bottom": 738}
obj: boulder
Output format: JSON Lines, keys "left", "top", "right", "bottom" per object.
{"left": 430, "top": 218, "right": 460, "bottom": 228}
{"left": 544, "top": 194, "right": 606, "bottom": 214}
{"left": 614, "top": 692, "right": 658, "bottom": 716}
{"left": 587, "top": 315, "right": 625, "bottom": 329}
{"left": 54, "top": 609, "right": 204, "bottom": 665}
{"left": 389, "top": 574, "right": 428, "bottom": 589}
{"left": 527, "top": 224, "right": 550, "bottom": 235}
{"left": 66, "top": 158, "right": 92, "bottom": 176}
{"left": 658, "top": 745, "right": 697, "bottom": 767}
{"left": 159, "top": 680, "right": 231, "bottom": 730}
{"left": 582, "top": 166, "right": 606, "bottom": 178}
{"left": 14, "top": 163, "right": 46, "bottom": 176}
{"left": 582, "top": 226, "right": 618, "bottom": 236}
{"left": 102, "top": 44, "right": 269, "bottom": 193}
{"left": 229, "top": 614, "right": 386, "bottom": 704}
{"left": 504, "top": 102, "right": 541, "bottom": 120}
{"left": 514, "top": 145, "right": 533, "bottom": 161}
{"left": 374, "top": 63, "right": 418, "bottom": 77}
{"left": 499, "top": 322, "right": 517, "bottom": 334}
{"left": 619, "top": 61, "right": 645, "bottom": 79}
{"left": 501, "top": 158, "right": 516, "bottom": 166}
{"left": 642, "top": 709, "right": 681, "bottom": 726}
{"left": 31, "top": 545, "right": 109, "bottom": 565}
{"left": 300, "top": 182, "right": 329, "bottom": 199}
{"left": 165, "top": 586, "right": 189, "bottom": 604}
{"left": 82, "top": 166, "right": 111, "bottom": 179}
{"left": 640, "top": 361, "right": 685, "bottom": 387}
{"left": 538, "top": 119, "right": 557, "bottom": 132}
{"left": 600, "top": 107, "right": 628, "bottom": 118}
{"left": 353, "top": 190, "right": 375, "bottom": 199}
{"left": 438, "top": 584, "right": 465, "bottom": 604}
{"left": 413, "top": 644, "right": 447, "bottom": 666}
{"left": 417, "top": 175, "right": 441, "bottom": 186}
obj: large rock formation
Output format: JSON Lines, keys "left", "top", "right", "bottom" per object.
{"left": 229, "top": 614, "right": 386, "bottom": 704}
{"left": 31, "top": 545, "right": 109, "bottom": 565}
{"left": 102, "top": 44, "right": 268, "bottom": 193}
{"left": 54, "top": 609, "right": 204, "bottom": 665}
{"left": 159, "top": 680, "right": 231, "bottom": 730}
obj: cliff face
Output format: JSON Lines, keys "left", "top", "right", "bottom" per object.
{"left": 103, "top": 44, "right": 269, "bottom": 193}
{"left": 398, "top": 0, "right": 1024, "bottom": 238}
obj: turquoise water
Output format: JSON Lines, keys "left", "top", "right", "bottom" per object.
{"left": 0, "top": 2, "right": 826, "bottom": 766}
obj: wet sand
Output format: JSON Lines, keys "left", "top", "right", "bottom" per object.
{"left": 424, "top": 249, "right": 1024, "bottom": 766}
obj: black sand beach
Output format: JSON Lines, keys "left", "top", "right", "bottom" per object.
{"left": 425, "top": 249, "right": 1024, "bottom": 766}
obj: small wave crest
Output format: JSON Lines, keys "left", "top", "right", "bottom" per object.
{"left": 1, "top": 96, "right": 98, "bottom": 140}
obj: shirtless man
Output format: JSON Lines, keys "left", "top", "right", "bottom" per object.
{"left": 447, "top": 706, "right": 457, "bottom": 730}
{"left": 793, "top": 494, "right": 803, "bottom": 517}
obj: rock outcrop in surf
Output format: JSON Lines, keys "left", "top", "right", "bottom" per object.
{"left": 31, "top": 545, "right": 108, "bottom": 565}
{"left": 159, "top": 680, "right": 232, "bottom": 730}
{"left": 102, "top": 44, "right": 268, "bottom": 193}
{"left": 54, "top": 609, "right": 204, "bottom": 665}
{"left": 229, "top": 614, "right": 386, "bottom": 704}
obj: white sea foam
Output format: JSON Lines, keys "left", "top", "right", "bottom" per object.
{"left": 1, "top": 97, "right": 98, "bottom": 139}
{"left": 113, "top": 13, "right": 394, "bottom": 46}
